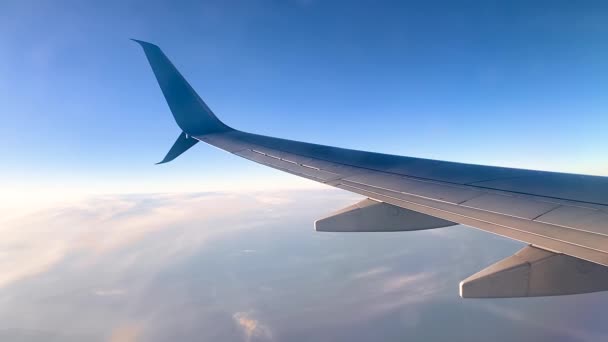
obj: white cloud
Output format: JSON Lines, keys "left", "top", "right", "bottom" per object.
{"left": 0, "top": 191, "right": 323, "bottom": 289}
{"left": 351, "top": 266, "right": 391, "bottom": 280}
{"left": 480, "top": 302, "right": 608, "bottom": 342}
{"left": 365, "top": 271, "right": 442, "bottom": 317}
{"left": 382, "top": 272, "right": 435, "bottom": 293}
{"left": 233, "top": 311, "right": 273, "bottom": 342}
{"left": 93, "top": 289, "right": 127, "bottom": 297}
{"left": 107, "top": 322, "right": 142, "bottom": 342}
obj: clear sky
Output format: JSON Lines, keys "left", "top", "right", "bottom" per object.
{"left": 1, "top": 0, "right": 607, "bottom": 208}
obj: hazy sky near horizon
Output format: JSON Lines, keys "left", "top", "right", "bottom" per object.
{"left": 2, "top": 189, "right": 608, "bottom": 342}
{"left": 1, "top": 0, "right": 608, "bottom": 209}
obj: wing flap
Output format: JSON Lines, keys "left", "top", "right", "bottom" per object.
{"left": 460, "top": 193, "right": 560, "bottom": 220}
{"left": 344, "top": 173, "right": 483, "bottom": 204}
{"left": 336, "top": 181, "right": 608, "bottom": 266}
{"left": 470, "top": 173, "right": 608, "bottom": 206}
{"left": 536, "top": 205, "right": 608, "bottom": 236}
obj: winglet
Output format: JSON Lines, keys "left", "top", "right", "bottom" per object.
{"left": 133, "top": 39, "right": 232, "bottom": 137}
{"left": 157, "top": 132, "right": 199, "bottom": 164}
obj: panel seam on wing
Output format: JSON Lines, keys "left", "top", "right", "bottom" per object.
{"left": 339, "top": 180, "right": 608, "bottom": 243}
{"left": 338, "top": 182, "right": 608, "bottom": 264}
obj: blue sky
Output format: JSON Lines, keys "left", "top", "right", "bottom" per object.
{"left": 1, "top": 0, "right": 607, "bottom": 207}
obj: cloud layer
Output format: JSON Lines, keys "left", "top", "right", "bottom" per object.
{"left": 0, "top": 190, "right": 607, "bottom": 341}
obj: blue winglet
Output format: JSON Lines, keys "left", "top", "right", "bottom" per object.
{"left": 133, "top": 39, "right": 232, "bottom": 136}
{"left": 133, "top": 39, "right": 233, "bottom": 164}
{"left": 156, "top": 131, "right": 199, "bottom": 165}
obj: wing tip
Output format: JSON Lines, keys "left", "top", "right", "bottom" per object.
{"left": 130, "top": 39, "right": 158, "bottom": 49}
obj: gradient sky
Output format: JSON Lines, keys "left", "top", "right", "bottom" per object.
{"left": 1, "top": 0, "right": 607, "bottom": 210}
{"left": 2, "top": 2, "right": 608, "bottom": 340}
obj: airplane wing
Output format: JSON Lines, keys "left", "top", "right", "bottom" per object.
{"left": 134, "top": 40, "right": 608, "bottom": 298}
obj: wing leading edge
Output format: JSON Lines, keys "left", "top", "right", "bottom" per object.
{"left": 134, "top": 40, "right": 608, "bottom": 298}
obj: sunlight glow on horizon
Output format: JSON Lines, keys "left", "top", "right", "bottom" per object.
{"left": 0, "top": 175, "right": 327, "bottom": 218}
{"left": 1, "top": 0, "right": 607, "bottom": 215}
